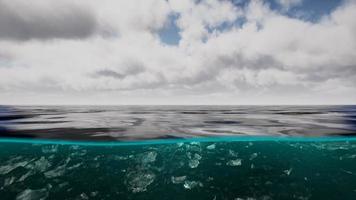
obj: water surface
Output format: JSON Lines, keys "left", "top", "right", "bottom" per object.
{"left": 1, "top": 105, "right": 355, "bottom": 141}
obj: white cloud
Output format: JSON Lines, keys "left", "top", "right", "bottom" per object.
{"left": 0, "top": 0, "right": 355, "bottom": 105}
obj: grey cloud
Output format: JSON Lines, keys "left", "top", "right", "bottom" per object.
{"left": 215, "top": 53, "right": 283, "bottom": 70}
{"left": 94, "top": 69, "right": 125, "bottom": 79}
{"left": 300, "top": 64, "right": 356, "bottom": 82}
{"left": 92, "top": 61, "right": 146, "bottom": 79}
{"left": 0, "top": 0, "right": 98, "bottom": 41}
{"left": 178, "top": 53, "right": 283, "bottom": 86}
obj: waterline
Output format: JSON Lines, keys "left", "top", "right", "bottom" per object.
{"left": 1, "top": 136, "right": 356, "bottom": 146}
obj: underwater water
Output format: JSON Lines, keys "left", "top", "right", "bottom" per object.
{"left": 0, "top": 106, "right": 356, "bottom": 199}
{"left": 1, "top": 139, "right": 356, "bottom": 200}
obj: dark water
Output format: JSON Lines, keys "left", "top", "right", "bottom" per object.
{"left": 1, "top": 105, "right": 356, "bottom": 140}
{"left": 1, "top": 106, "right": 356, "bottom": 199}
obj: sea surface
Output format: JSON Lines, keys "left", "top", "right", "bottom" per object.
{"left": 0, "top": 105, "right": 356, "bottom": 200}
{"left": 1, "top": 105, "right": 356, "bottom": 140}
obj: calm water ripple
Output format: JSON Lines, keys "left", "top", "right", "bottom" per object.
{"left": 0, "top": 105, "right": 355, "bottom": 141}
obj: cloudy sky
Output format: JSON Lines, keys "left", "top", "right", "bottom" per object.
{"left": 0, "top": 0, "right": 355, "bottom": 105}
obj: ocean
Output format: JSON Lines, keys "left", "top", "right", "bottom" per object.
{"left": 0, "top": 105, "right": 356, "bottom": 199}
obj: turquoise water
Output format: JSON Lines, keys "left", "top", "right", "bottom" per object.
{"left": 1, "top": 138, "right": 356, "bottom": 200}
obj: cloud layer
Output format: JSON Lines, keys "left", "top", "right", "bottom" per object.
{"left": 0, "top": 0, "right": 99, "bottom": 41}
{"left": 0, "top": 0, "right": 355, "bottom": 104}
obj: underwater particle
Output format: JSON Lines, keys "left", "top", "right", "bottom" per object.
{"left": 177, "top": 142, "right": 184, "bottom": 147}
{"left": 44, "top": 157, "right": 71, "bottom": 178}
{"left": 67, "top": 163, "right": 82, "bottom": 170}
{"left": 283, "top": 168, "right": 293, "bottom": 176}
{"left": 70, "top": 145, "right": 81, "bottom": 150}
{"left": 0, "top": 159, "right": 31, "bottom": 175}
{"left": 112, "top": 155, "right": 128, "bottom": 160}
{"left": 90, "top": 191, "right": 99, "bottom": 197}
{"left": 4, "top": 177, "right": 16, "bottom": 186}
{"left": 183, "top": 181, "right": 203, "bottom": 190}
{"left": 80, "top": 193, "right": 89, "bottom": 200}
{"left": 18, "top": 171, "right": 34, "bottom": 182}
{"left": 70, "top": 149, "right": 87, "bottom": 157}
{"left": 141, "top": 151, "right": 157, "bottom": 164}
{"left": 235, "top": 197, "right": 257, "bottom": 200}
{"left": 347, "top": 154, "right": 356, "bottom": 159}
{"left": 206, "top": 144, "right": 216, "bottom": 150}
{"left": 16, "top": 188, "right": 48, "bottom": 200}
{"left": 245, "top": 142, "right": 254, "bottom": 148}
{"left": 187, "top": 153, "right": 202, "bottom": 168}
{"left": 340, "top": 169, "right": 354, "bottom": 175}
{"left": 41, "top": 145, "right": 59, "bottom": 154}
{"left": 251, "top": 164, "right": 255, "bottom": 169}
{"left": 228, "top": 150, "right": 238, "bottom": 157}
{"left": 31, "top": 157, "right": 51, "bottom": 172}
{"left": 126, "top": 171, "right": 156, "bottom": 193}
{"left": 171, "top": 176, "right": 187, "bottom": 184}
{"left": 227, "top": 159, "right": 242, "bottom": 167}
{"left": 249, "top": 153, "right": 258, "bottom": 160}
{"left": 58, "top": 182, "right": 69, "bottom": 189}
{"left": 265, "top": 181, "right": 273, "bottom": 185}
{"left": 186, "top": 143, "right": 202, "bottom": 152}
{"left": 44, "top": 166, "right": 66, "bottom": 178}
{"left": 189, "top": 159, "right": 200, "bottom": 168}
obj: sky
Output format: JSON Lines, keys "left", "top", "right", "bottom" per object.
{"left": 0, "top": 0, "right": 355, "bottom": 105}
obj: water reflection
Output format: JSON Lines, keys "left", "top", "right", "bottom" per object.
{"left": 0, "top": 105, "right": 356, "bottom": 141}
